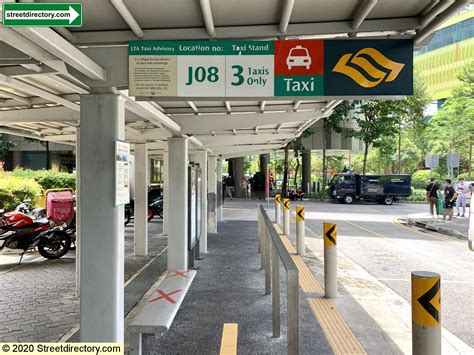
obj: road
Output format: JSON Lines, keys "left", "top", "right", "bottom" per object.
{"left": 299, "top": 201, "right": 473, "bottom": 349}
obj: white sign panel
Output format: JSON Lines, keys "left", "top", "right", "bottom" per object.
{"left": 447, "top": 152, "right": 460, "bottom": 169}
{"left": 424, "top": 154, "right": 439, "bottom": 169}
{"left": 115, "top": 140, "right": 130, "bottom": 206}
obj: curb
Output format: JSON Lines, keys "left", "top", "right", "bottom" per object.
{"left": 406, "top": 217, "right": 468, "bottom": 240}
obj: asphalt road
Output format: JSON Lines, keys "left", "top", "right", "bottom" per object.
{"left": 300, "top": 201, "right": 473, "bottom": 348}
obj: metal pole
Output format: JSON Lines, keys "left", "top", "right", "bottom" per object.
{"left": 271, "top": 242, "right": 280, "bottom": 338}
{"left": 411, "top": 271, "right": 441, "bottom": 355}
{"left": 287, "top": 269, "right": 300, "bottom": 355}
{"left": 283, "top": 198, "right": 290, "bottom": 236}
{"left": 323, "top": 222, "right": 337, "bottom": 298}
{"left": 275, "top": 194, "right": 281, "bottom": 225}
{"left": 296, "top": 206, "right": 305, "bottom": 256}
{"left": 264, "top": 228, "right": 271, "bottom": 295}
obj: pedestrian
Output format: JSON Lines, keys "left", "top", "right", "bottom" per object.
{"left": 425, "top": 178, "right": 440, "bottom": 218}
{"left": 247, "top": 178, "right": 252, "bottom": 200}
{"left": 442, "top": 179, "right": 457, "bottom": 222}
{"left": 240, "top": 176, "right": 247, "bottom": 198}
{"left": 226, "top": 175, "right": 234, "bottom": 200}
{"left": 455, "top": 178, "right": 469, "bottom": 217}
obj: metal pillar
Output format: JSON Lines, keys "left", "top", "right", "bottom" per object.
{"left": 271, "top": 242, "right": 280, "bottom": 337}
{"left": 323, "top": 222, "right": 337, "bottom": 298}
{"left": 162, "top": 152, "right": 169, "bottom": 236}
{"left": 75, "top": 128, "right": 81, "bottom": 296}
{"left": 168, "top": 137, "right": 188, "bottom": 270}
{"left": 195, "top": 150, "right": 208, "bottom": 254}
{"left": 283, "top": 198, "right": 290, "bottom": 236}
{"left": 412, "top": 271, "right": 441, "bottom": 355}
{"left": 79, "top": 94, "right": 125, "bottom": 342}
{"left": 233, "top": 157, "right": 245, "bottom": 198}
{"left": 134, "top": 143, "right": 148, "bottom": 256}
{"left": 217, "top": 159, "right": 223, "bottom": 222}
{"left": 302, "top": 150, "right": 311, "bottom": 193}
{"left": 296, "top": 206, "right": 305, "bottom": 256}
{"left": 208, "top": 156, "right": 217, "bottom": 234}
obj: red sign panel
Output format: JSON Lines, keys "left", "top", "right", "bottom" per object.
{"left": 274, "top": 40, "right": 324, "bottom": 76}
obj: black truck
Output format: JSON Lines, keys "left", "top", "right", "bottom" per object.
{"left": 329, "top": 174, "right": 411, "bottom": 205}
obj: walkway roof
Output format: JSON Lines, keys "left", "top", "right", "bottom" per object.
{"left": 0, "top": 0, "right": 469, "bottom": 158}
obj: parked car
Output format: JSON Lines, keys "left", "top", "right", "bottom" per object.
{"left": 330, "top": 174, "right": 411, "bottom": 205}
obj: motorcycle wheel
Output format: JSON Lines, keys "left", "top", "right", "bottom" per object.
{"left": 38, "top": 230, "right": 71, "bottom": 259}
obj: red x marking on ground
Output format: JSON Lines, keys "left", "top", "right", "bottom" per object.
{"left": 166, "top": 270, "right": 190, "bottom": 279}
{"left": 149, "top": 289, "right": 182, "bottom": 304}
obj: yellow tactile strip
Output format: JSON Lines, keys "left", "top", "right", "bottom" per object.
{"left": 219, "top": 323, "right": 238, "bottom": 355}
{"left": 308, "top": 298, "right": 367, "bottom": 355}
{"left": 273, "top": 222, "right": 366, "bottom": 354}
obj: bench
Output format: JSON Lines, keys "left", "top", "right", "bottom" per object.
{"left": 128, "top": 269, "right": 196, "bottom": 355}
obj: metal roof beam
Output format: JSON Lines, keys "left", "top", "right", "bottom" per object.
{"left": 0, "top": 90, "right": 32, "bottom": 106}
{"left": 12, "top": 27, "right": 106, "bottom": 80}
{"left": 199, "top": 0, "right": 216, "bottom": 37}
{"left": 419, "top": 0, "right": 453, "bottom": 27}
{"left": 0, "top": 74, "right": 80, "bottom": 111}
{"left": 172, "top": 111, "right": 321, "bottom": 135}
{"left": 199, "top": 133, "right": 294, "bottom": 147}
{"left": 279, "top": 0, "right": 295, "bottom": 34}
{"left": 110, "top": 0, "right": 144, "bottom": 38}
{"left": 71, "top": 18, "right": 421, "bottom": 45}
{"left": 351, "top": 0, "right": 378, "bottom": 30}
{"left": 414, "top": 0, "right": 471, "bottom": 44}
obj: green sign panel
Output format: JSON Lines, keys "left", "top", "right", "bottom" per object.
{"left": 129, "top": 39, "right": 413, "bottom": 98}
{"left": 2, "top": 3, "right": 82, "bottom": 27}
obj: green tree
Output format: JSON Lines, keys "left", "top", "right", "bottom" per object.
{"left": 0, "top": 135, "right": 15, "bottom": 170}
{"left": 425, "top": 61, "right": 474, "bottom": 176}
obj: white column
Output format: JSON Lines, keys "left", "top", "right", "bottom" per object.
{"left": 217, "top": 159, "right": 223, "bottom": 222}
{"left": 168, "top": 137, "right": 188, "bottom": 270}
{"left": 79, "top": 94, "right": 125, "bottom": 342}
{"left": 75, "top": 128, "right": 81, "bottom": 296}
{"left": 208, "top": 156, "right": 217, "bottom": 234}
{"left": 162, "top": 152, "right": 169, "bottom": 237}
{"left": 134, "top": 143, "right": 148, "bottom": 256}
{"left": 194, "top": 150, "right": 208, "bottom": 254}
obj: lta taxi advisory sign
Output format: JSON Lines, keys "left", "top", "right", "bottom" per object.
{"left": 128, "top": 39, "right": 413, "bottom": 98}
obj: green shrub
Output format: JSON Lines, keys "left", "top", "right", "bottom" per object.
{"left": 10, "top": 168, "right": 76, "bottom": 190}
{"left": 0, "top": 177, "right": 41, "bottom": 211}
{"left": 411, "top": 170, "right": 441, "bottom": 189}
{"left": 405, "top": 188, "right": 426, "bottom": 201}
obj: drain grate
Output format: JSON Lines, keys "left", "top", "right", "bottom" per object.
{"left": 67, "top": 251, "right": 168, "bottom": 342}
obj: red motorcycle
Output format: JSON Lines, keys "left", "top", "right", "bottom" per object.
{"left": 0, "top": 210, "right": 71, "bottom": 263}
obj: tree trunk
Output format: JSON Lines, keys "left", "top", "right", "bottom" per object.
{"left": 398, "top": 125, "right": 402, "bottom": 174}
{"left": 322, "top": 125, "right": 327, "bottom": 189}
{"left": 362, "top": 143, "right": 369, "bottom": 175}
{"left": 293, "top": 157, "right": 300, "bottom": 188}
{"left": 281, "top": 144, "right": 289, "bottom": 198}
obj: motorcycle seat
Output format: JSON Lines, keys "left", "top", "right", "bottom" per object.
{"left": 31, "top": 218, "right": 50, "bottom": 227}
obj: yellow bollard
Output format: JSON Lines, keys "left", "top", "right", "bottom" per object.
{"left": 274, "top": 194, "right": 281, "bottom": 225}
{"left": 323, "top": 222, "right": 337, "bottom": 298}
{"left": 283, "top": 198, "right": 290, "bottom": 236}
{"left": 412, "top": 271, "right": 441, "bottom": 355}
{"left": 296, "top": 206, "right": 305, "bottom": 256}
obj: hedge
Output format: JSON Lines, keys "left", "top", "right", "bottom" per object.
{"left": 0, "top": 176, "right": 42, "bottom": 211}
{"left": 10, "top": 168, "right": 76, "bottom": 190}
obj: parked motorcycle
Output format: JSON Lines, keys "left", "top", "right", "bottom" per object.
{"left": 0, "top": 210, "right": 71, "bottom": 263}
{"left": 124, "top": 194, "right": 163, "bottom": 225}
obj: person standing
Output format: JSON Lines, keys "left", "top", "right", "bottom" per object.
{"left": 240, "top": 176, "right": 247, "bottom": 198}
{"left": 247, "top": 178, "right": 252, "bottom": 200}
{"left": 226, "top": 175, "right": 234, "bottom": 200}
{"left": 442, "top": 179, "right": 457, "bottom": 222}
{"left": 455, "top": 178, "right": 469, "bottom": 217}
{"left": 425, "top": 178, "right": 440, "bottom": 218}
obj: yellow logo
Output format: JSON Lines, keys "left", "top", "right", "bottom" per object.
{"left": 332, "top": 48, "right": 405, "bottom": 88}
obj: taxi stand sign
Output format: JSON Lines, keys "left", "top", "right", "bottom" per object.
{"left": 128, "top": 39, "right": 413, "bottom": 98}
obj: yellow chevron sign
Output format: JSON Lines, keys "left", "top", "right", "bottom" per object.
{"left": 324, "top": 223, "right": 336, "bottom": 246}
{"left": 296, "top": 206, "right": 304, "bottom": 222}
{"left": 412, "top": 272, "right": 441, "bottom": 327}
{"left": 275, "top": 194, "right": 281, "bottom": 204}
{"left": 283, "top": 198, "right": 290, "bottom": 210}
{"left": 332, "top": 47, "right": 405, "bottom": 88}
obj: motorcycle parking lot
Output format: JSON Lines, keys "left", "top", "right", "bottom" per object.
{"left": 0, "top": 219, "right": 166, "bottom": 342}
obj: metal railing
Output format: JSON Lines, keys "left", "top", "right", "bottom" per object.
{"left": 258, "top": 204, "right": 299, "bottom": 355}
